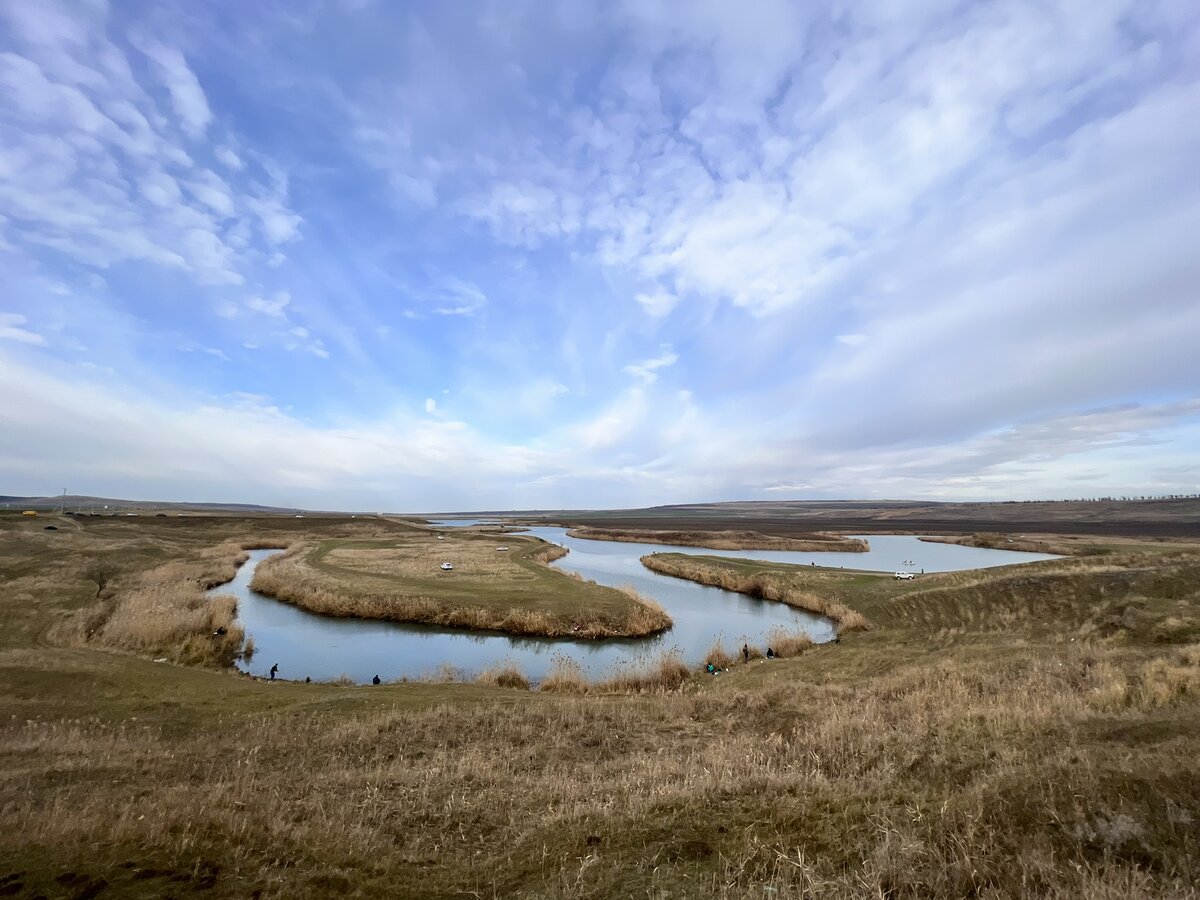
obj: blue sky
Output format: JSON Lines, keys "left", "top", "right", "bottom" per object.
{"left": 1, "top": 0, "right": 1198, "bottom": 511}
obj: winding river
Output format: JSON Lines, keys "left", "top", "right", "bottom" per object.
{"left": 210, "top": 524, "right": 1058, "bottom": 684}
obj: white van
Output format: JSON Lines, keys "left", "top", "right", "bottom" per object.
{"left": 440, "top": 562, "right": 454, "bottom": 571}
{"left": 894, "top": 571, "right": 915, "bottom": 580}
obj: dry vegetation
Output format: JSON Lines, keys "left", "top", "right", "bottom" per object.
{"left": 641, "top": 552, "right": 873, "bottom": 635}
{"left": 2, "top": 511, "right": 1200, "bottom": 897}
{"left": 566, "top": 526, "right": 868, "bottom": 552}
{"left": 919, "top": 532, "right": 1086, "bottom": 555}
{"left": 52, "top": 539, "right": 263, "bottom": 666}
{"left": 536, "top": 650, "right": 693, "bottom": 695}
{"left": 248, "top": 534, "right": 671, "bottom": 638}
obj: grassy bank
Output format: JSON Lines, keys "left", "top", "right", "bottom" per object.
{"left": 567, "top": 526, "right": 868, "bottom": 552}
{"left": 2, "top": 512, "right": 1200, "bottom": 896}
{"left": 641, "top": 552, "right": 873, "bottom": 634}
{"left": 249, "top": 532, "right": 672, "bottom": 638}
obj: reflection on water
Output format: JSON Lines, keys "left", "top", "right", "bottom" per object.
{"left": 212, "top": 527, "right": 1058, "bottom": 684}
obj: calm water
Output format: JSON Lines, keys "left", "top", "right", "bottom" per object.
{"left": 213, "top": 528, "right": 1057, "bottom": 684}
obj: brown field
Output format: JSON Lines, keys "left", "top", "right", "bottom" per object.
{"left": 1, "top": 509, "right": 1199, "bottom": 897}
{"left": 566, "top": 526, "right": 868, "bottom": 552}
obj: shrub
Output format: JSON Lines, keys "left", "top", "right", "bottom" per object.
{"left": 475, "top": 661, "right": 531, "bottom": 690}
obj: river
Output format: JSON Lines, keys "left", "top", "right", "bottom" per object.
{"left": 210, "top": 525, "right": 1058, "bottom": 684}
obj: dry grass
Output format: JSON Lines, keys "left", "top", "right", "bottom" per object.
{"left": 704, "top": 638, "right": 739, "bottom": 669}
{"left": 474, "top": 661, "right": 531, "bottom": 690}
{"left": 642, "top": 552, "right": 873, "bottom": 633}
{"left": 920, "top": 532, "right": 1084, "bottom": 556}
{"left": 3, "top": 642, "right": 1199, "bottom": 897}
{"left": 249, "top": 538, "right": 672, "bottom": 638}
{"left": 538, "top": 655, "right": 590, "bottom": 693}
{"left": 539, "top": 650, "right": 693, "bottom": 694}
{"left": 569, "top": 525, "right": 868, "bottom": 552}
{"left": 3, "top": 513, "right": 1200, "bottom": 897}
{"left": 765, "top": 626, "right": 814, "bottom": 657}
{"left": 52, "top": 539, "right": 258, "bottom": 665}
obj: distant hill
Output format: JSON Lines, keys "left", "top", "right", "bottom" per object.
{"left": 504, "top": 497, "right": 1200, "bottom": 539}
{"left": 0, "top": 495, "right": 302, "bottom": 514}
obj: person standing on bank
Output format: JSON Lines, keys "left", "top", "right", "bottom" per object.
{"left": 742, "top": 643, "right": 750, "bottom": 663}
{"left": 269, "top": 663, "right": 278, "bottom": 680}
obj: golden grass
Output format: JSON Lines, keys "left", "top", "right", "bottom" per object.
{"left": 641, "top": 553, "right": 873, "bottom": 634}
{"left": 569, "top": 525, "right": 868, "bottom": 552}
{"left": 474, "top": 661, "right": 531, "bottom": 690}
{"left": 52, "top": 539, "right": 259, "bottom": 665}
{"left": 539, "top": 650, "right": 693, "bottom": 694}
{"left": 4, "top": 514, "right": 1200, "bottom": 897}
{"left": 919, "top": 532, "right": 1083, "bottom": 556}
{"left": 765, "top": 626, "right": 814, "bottom": 657}
{"left": 704, "top": 638, "right": 738, "bottom": 669}
{"left": 5, "top": 640, "right": 1199, "bottom": 897}
{"left": 538, "top": 655, "right": 589, "bottom": 693}
{"left": 250, "top": 538, "right": 672, "bottom": 639}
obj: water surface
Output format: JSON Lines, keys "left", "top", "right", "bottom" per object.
{"left": 213, "top": 528, "right": 1057, "bottom": 684}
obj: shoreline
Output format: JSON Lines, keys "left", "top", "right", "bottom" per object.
{"left": 246, "top": 538, "right": 674, "bottom": 640}
{"left": 917, "top": 533, "right": 1082, "bottom": 556}
{"left": 565, "top": 525, "right": 869, "bottom": 553}
{"left": 640, "top": 552, "right": 872, "bottom": 634}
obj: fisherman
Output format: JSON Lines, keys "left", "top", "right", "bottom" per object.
{"left": 269, "top": 663, "right": 279, "bottom": 680}
{"left": 742, "top": 643, "right": 749, "bottom": 663}
{"left": 766, "top": 648, "right": 775, "bottom": 659}
{"left": 372, "top": 675, "right": 381, "bottom": 685}
{"left": 706, "top": 662, "right": 715, "bottom": 674}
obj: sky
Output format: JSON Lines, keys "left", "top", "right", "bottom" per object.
{"left": 1, "top": 0, "right": 1198, "bottom": 512}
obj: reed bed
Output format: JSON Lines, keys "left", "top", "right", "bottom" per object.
{"left": 250, "top": 541, "right": 673, "bottom": 639}
{"left": 538, "top": 650, "right": 693, "bottom": 694}
{"left": 53, "top": 539, "right": 262, "bottom": 665}
{"left": 569, "top": 526, "right": 868, "bottom": 552}
{"left": 765, "top": 626, "right": 814, "bottom": 657}
{"left": 919, "top": 532, "right": 1083, "bottom": 556}
{"left": 641, "top": 553, "right": 873, "bottom": 633}
{"left": 474, "top": 661, "right": 531, "bottom": 690}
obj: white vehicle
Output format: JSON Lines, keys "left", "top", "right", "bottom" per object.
{"left": 440, "top": 562, "right": 454, "bottom": 571}
{"left": 894, "top": 571, "right": 915, "bottom": 580}
{"left": 496, "top": 546, "right": 509, "bottom": 552}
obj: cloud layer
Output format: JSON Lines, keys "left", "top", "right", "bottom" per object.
{"left": 1, "top": 0, "right": 1197, "bottom": 509}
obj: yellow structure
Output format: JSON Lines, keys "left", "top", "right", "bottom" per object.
{"left": 22, "top": 510, "right": 38, "bottom": 517}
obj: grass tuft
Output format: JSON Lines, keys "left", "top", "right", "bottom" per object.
{"left": 475, "top": 661, "right": 531, "bottom": 690}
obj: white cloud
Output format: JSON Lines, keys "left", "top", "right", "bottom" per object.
{"left": 215, "top": 145, "right": 244, "bottom": 170}
{"left": 0, "top": 10, "right": 301, "bottom": 291}
{"left": 432, "top": 278, "right": 487, "bottom": 316}
{"left": 836, "top": 334, "right": 867, "bottom": 346}
{"left": 0, "top": 314, "right": 45, "bottom": 345}
{"left": 622, "top": 346, "right": 679, "bottom": 384}
{"left": 424, "top": 397, "right": 437, "bottom": 414}
{"left": 634, "top": 289, "right": 679, "bottom": 317}
{"left": 128, "top": 31, "right": 212, "bottom": 138}
{"left": 246, "top": 291, "right": 290, "bottom": 317}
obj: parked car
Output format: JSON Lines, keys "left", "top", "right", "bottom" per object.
{"left": 440, "top": 562, "right": 454, "bottom": 571}
{"left": 894, "top": 571, "right": 915, "bottom": 580}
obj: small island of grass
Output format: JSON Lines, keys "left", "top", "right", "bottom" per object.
{"left": 250, "top": 530, "right": 671, "bottom": 638}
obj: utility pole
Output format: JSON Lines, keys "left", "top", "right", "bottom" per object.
{"left": 58, "top": 489, "right": 66, "bottom": 514}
